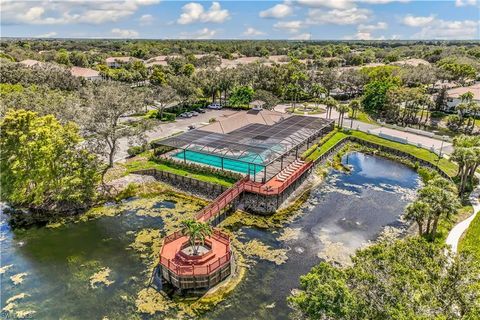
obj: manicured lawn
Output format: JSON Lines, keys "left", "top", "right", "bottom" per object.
{"left": 124, "top": 156, "right": 234, "bottom": 187}
{"left": 349, "top": 130, "right": 458, "bottom": 177}
{"left": 306, "top": 131, "right": 348, "bottom": 161}
{"left": 349, "top": 110, "right": 377, "bottom": 125}
{"left": 459, "top": 209, "right": 480, "bottom": 261}
{"left": 305, "top": 129, "right": 458, "bottom": 177}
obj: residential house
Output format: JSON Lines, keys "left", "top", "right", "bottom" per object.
{"left": 445, "top": 83, "right": 480, "bottom": 111}
{"left": 106, "top": 56, "right": 136, "bottom": 68}
{"left": 70, "top": 66, "right": 102, "bottom": 81}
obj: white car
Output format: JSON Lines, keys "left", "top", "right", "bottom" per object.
{"left": 207, "top": 102, "right": 222, "bottom": 109}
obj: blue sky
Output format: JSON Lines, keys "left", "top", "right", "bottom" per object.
{"left": 1, "top": 1, "right": 479, "bottom": 40}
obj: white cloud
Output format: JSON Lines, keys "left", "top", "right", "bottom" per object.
{"left": 0, "top": 0, "right": 161, "bottom": 25}
{"left": 296, "top": 0, "right": 355, "bottom": 9}
{"left": 289, "top": 32, "right": 311, "bottom": 40}
{"left": 243, "top": 27, "right": 266, "bottom": 36}
{"left": 274, "top": 20, "right": 305, "bottom": 33}
{"left": 296, "top": 0, "right": 408, "bottom": 8}
{"left": 111, "top": 28, "right": 139, "bottom": 38}
{"left": 402, "top": 15, "right": 436, "bottom": 27}
{"left": 177, "top": 2, "right": 229, "bottom": 25}
{"left": 345, "top": 31, "right": 387, "bottom": 40}
{"left": 360, "top": 0, "right": 409, "bottom": 3}
{"left": 413, "top": 19, "right": 478, "bottom": 40}
{"left": 307, "top": 7, "right": 371, "bottom": 25}
{"left": 455, "top": 0, "right": 477, "bottom": 6}
{"left": 259, "top": 4, "right": 293, "bottom": 19}
{"left": 139, "top": 14, "right": 154, "bottom": 25}
{"left": 180, "top": 28, "right": 218, "bottom": 39}
{"left": 344, "top": 21, "right": 388, "bottom": 40}
{"left": 358, "top": 22, "right": 387, "bottom": 32}
{"left": 35, "top": 31, "right": 57, "bottom": 38}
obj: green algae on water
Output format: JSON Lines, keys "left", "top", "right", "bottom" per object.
{"left": 0, "top": 264, "right": 13, "bottom": 274}
{"left": 237, "top": 239, "right": 288, "bottom": 265}
{"left": 10, "top": 272, "right": 28, "bottom": 285}
{"left": 90, "top": 267, "right": 115, "bottom": 288}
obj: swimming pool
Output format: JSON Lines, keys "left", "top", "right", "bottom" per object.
{"left": 173, "top": 150, "right": 265, "bottom": 174}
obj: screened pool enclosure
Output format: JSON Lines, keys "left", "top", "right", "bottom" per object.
{"left": 153, "top": 115, "right": 335, "bottom": 182}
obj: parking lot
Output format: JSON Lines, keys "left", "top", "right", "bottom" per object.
{"left": 115, "top": 108, "right": 238, "bottom": 162}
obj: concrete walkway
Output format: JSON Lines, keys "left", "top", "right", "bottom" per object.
{"left": 446, "top": 174, "right": 480, "bottom": 253}
{"left": 274, "top": 104, "right": 453, "bottom": 154}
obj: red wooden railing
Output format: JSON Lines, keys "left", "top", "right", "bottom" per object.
{"left": 196, "top": 176, "right": 249, "bottom": 222}
{"left": 160, "top": 230, "right": 232, "bottom": 276}
{"left": 244, "top": 161, "right": 313, "bottom": 195}
{"left": 160, "top": 161, "right": 314, "bottom": 277}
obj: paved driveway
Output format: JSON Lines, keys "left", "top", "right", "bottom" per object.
{"left": 115, "top": 109, "right": 237, "bottom": 162}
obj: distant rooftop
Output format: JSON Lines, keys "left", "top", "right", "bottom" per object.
{"left": 447, "top": 83, "right": 480, "bottom": 100}
{"left": 19, "top": 59, "right": 41, "bottom": 67}
{"left": 70, "top": 66, "right": 100, "bottom": 78}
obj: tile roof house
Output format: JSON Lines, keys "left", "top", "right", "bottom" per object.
{"left": 70, "top": 66, "right": 102, "bottom": 81}
{"left": 445, "top": 83, "right": 480, "bottom": 110}
{"left": 106, "top": 56, "right": 137, "bottom": 68}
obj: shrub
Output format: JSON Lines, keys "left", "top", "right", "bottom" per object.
{"left": 153, "top": 145, "right": 174, "bottom": 156}
{"left": 151, "top": 154, "right": 243, "bottom": 183}
{"left": 227, "top": 104, "right": 251, "bottom": 110}
{"left": 161, "top": 112, "right": 176, "bottom": 122}
{"left": 208, "top": 117, "right": 216, "bottom": 123}
{"left": 127, "top": 145, "right": 147, "bottom": 157}
{"left": 146, "top": 110, "right": 159, "bottom": 119}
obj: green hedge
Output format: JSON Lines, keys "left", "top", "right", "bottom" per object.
{"left": 150, "top": 155, "right": 243, "bottom": 183}
{"left": 161, "top": 112, "right": 176, "bottom": 121}
{"left": 301, "top": 128, "right": 339, "bottom": 160}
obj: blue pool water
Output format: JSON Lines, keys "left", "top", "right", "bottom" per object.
{"left": 173, "top": 150, "right": 265, "bottom": 174}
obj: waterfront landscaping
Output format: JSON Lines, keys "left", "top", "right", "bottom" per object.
{"left": 1, "top": 37, "right": 479, "bottom": 319}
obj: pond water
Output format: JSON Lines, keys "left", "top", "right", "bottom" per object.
{"left": 0, "top": 152, "right": 419, "bottom": 319}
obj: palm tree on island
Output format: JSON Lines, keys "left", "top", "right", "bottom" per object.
{"left": 181, "top": 219, "right": 213, "bottom": 255}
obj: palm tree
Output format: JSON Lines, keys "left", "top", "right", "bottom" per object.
{"left": 404, "top": 201, "right": 431, "bottom": 236}
{"left": 418, "top": 178, "right": 459, "bottom": 238}
{"left": 181, "top": 219, "right": 213, "bottom": 255}
{"left": 451, "top": 135, "right": 480, "bottom": 195}
{"left": 336, "top": 104, "right": 350, "bottom": 127}
{"left": 324, "top": 96, "right": 337, "bottom": 119}
{"left": 348, "top": 99, "right": 361, "bottom": 128}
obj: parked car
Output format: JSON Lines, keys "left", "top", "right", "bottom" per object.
{"left": 188, "top": 125, "right": 196, "bottom": 130}
{"left": 207, "top": 103, "right": 222, "bottom": 109}
{"left": 191, "top": 111, "right": 199, "bottom": 116}
{"left": 197, "top": 108, "right": 206, "bottom": 113}
{"left": 179, "top": 113, "right": 186, "bottom": 118}
{"left": 186, "top": 112, "right": 194, "bottom": 117}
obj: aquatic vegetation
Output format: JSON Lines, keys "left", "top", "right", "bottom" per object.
{"left": 221, "top": 189, "right": 312, "bottom": 231}
{"left": 317, "top": 234, "right": 355, "bottom": 266}
{"left": 0, "top": 264, "right": 13, "bottom": 274}
{"left": 277, "top": 227, "right": 301, "bottom": 242}
{"left": 10, "top": 272, "right": 28, "bottom": 285}
{"left": 130, "top": 228, "right": 162, "bottom": 266}
{"left": 2, "top": 302, "right": 15, "bottom": 314}
{"left": 6, "top": 293, "right": 29, "bottom": 304}
{"left": 1, "top": 293, "right": 35, "bottom": 319}
{"left": 90, "top": 267, "right": 115, "bottom": 288}
{"left": 135, "top": 287, "right": 174, "bottom": 314}
{"left": 15, "top": 309, "right": 36, "bottom": 319}
{"left": 237, "top": 239, "right": 288, "bottom": 265}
